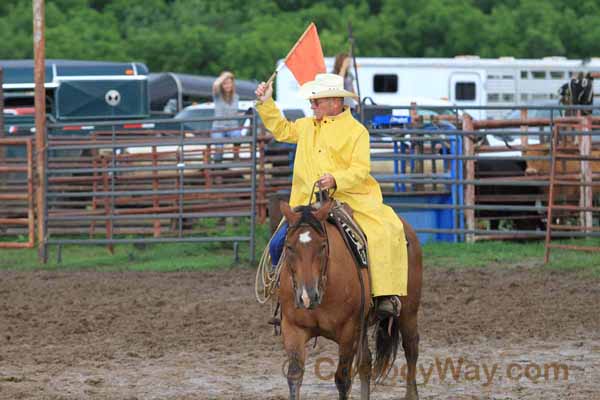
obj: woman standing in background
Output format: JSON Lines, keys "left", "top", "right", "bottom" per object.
{"left": 212, "top": 71, "right": 241, "bottom": 161}
{"left": 332, "top": 53, "right": 357, "bottom": 108}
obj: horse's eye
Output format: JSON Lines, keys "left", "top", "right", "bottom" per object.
{"left": 284, "top": 243, "right": 294, "bottom": 253}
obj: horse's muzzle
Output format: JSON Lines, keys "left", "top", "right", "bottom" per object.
{"left": 296, "top": 284, "right": 321, "bottom": 310}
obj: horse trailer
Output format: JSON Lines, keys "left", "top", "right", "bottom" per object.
{"left": 276, "top": 56, "right": 600, "bottom": 119}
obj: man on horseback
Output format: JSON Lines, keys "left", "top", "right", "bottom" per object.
{"left": 255, "top": 73, "right": 408, "bottom": 318}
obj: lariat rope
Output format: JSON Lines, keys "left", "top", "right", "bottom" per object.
{"left": 255, "top": 225, "right": 285, "bottom": 305}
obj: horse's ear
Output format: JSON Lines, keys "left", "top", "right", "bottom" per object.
{"left": 280, "top": 201, "right": 298, "bottom": 224}
{"left": 312, "top": 200, "right": 333, "bottom": 222}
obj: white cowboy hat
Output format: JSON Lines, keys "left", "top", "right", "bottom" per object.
{"left": 299, "top": 73, "right": 358, "bottom": 100}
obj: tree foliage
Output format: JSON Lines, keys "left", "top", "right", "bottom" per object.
{"left": 0, "top": 0, "right": 597, "bottom": 80}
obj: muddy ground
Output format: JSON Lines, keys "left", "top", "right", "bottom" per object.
{"left": 0, "top": 264, "right": 599, "bottom": 399}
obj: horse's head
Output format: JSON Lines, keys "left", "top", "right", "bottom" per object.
{"left": 280, "top": 200, "right": 333, "bottom": 310}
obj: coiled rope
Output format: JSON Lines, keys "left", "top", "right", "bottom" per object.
{"left": 254, "top": 235, "right": 283, "bottom": 305}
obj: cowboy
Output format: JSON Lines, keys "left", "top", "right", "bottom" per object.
{"left": 255, "top": 73, "right": 408, "bottom": 317}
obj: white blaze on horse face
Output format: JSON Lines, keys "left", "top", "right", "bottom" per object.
{"left": 301, "top": 286, "right": 311, "bottom": 308}
{"left": 299, "top": 230, "right": 312, "bottom": 245}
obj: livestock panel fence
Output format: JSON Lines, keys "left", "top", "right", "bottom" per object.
{"left": 0, "top": 137, "right": 34, "bottom": 248}
{"left": 1, "top": 105, "right": 599, "bottom": 263}
{"left": 360, "top": 104, "right": 600, "bottom": 251}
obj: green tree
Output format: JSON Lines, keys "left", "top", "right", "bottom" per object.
{"left": 46, "top": 6, "right": 127, "bottom": 60}
{"left": 0, "top": 2, "right": 35, "bottom": 59}
{"left": 0, "top": 0, "right": 599, "bottom": 77}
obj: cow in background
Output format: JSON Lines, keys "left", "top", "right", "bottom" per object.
{"left": 559, "top": 72, "right": 594, "bottom": 115}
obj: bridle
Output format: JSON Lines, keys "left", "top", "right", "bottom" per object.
{"left": 285, "top": 209, "right": 331, "bottom": 304}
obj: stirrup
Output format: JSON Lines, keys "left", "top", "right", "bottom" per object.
{"left": 376, "top": 296, "right": 402, "bottom": 319}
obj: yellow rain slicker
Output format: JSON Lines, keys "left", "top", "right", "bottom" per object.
{"left": 256, "top": 99, "right": 408, "bottom": 296}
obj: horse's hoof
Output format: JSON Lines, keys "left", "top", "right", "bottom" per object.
{"left": 404, "top": 384, "right": 419, "bottom": 400}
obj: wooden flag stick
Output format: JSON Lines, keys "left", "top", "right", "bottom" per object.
{"left": 265, "top": 22, "right": 317, "bottom": 86}
{"left": 265, "top": 66, "right": 280, "bottom": 87}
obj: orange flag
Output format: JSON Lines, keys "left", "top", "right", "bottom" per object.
{"left": 284, "top": 23, "right": 326, "bottom": 85}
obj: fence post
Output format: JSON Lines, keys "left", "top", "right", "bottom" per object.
{"left": 410, "top": 102, "right": 424, "bottom": 191}
{"left": 520, "top": 108, "right": 528, "bottom": 148}
{"left": 90, "top": 148, "right": 98, "bottom": 237}
{"left": 249, "top": 110, "right": 258, "bottom": 264}
{"left": 152, "top": 145, "right": 160, "bottom": 237}
{"left": 101, "top": 156, "right": 114, "bottom": 253}
{"left": 463, "top": 114, "right": 475, "bottom": 243}
{"left": 204, "top": 145, "right": 212, "bottom": 190}
{"left": 258, "top": 138, "right": 266, "bottom": 223}
{"left": 26, "top": 139, "right": 35, "bottom": 247}
{"left": 33, "top": 0, "right": 47, "bottom": 263}
{"left": 409, "top": 102, "right": 418, "bottom": 123}
{"left": 580, "top": 116, "right": 593, "bottom": 232}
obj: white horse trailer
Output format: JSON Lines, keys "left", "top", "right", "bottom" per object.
{"left": 275, "top": 56, "right": 600, "bottom": 120}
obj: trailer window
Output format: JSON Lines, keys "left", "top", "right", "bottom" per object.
{"left": 521, "top": 71, "right": 528, "bottom": 79}
{"left": 455, "top": 82, "right": 476, "bottom": 101}
{"left": 487, "top": 93, "right": 500, "bottom": 102}
{"left": 373, "top": 74, "right": 398, "bottom": 93}
{"left": 532, "top": 71, "right": 546, "bottom": 79}
{"left": 502, "top": 93, "right": 515, "bottom": 102}
{"left": 550, "top": 71, "right": 565, "bottom": 79}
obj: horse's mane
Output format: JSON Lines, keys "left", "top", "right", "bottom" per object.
{"left": 291, "top": 205, "right": 325, "bottom": 234}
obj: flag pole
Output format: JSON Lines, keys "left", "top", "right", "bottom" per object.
{"left": 348, "top": 22, "right": 361, "bottom": 113}
{"left": 265, "top": 22, "right": 317, "bottom": 86}
{"left": 265, "top": 63, "right": 284, "bottom": 87}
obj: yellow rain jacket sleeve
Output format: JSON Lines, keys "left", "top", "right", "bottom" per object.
{"left": 330, "top": 131, "right": 370, "bottom": 194}
{"left": 255, "top": 98, "right": 299, "bottom": 144}
{"left": 255, "top": 98, "right": 408, "bottom": 296}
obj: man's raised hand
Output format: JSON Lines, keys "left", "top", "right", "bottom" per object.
{"left": 255, "top": 81, "right": 273, "bottom": 102}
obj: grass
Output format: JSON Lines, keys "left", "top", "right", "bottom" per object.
{"left": 423, "top": 238, "right": 600, "bottom": 276}
{"left": 1, "top": 222, "right": 599, "bottom": 275}
{"left": 0, "top": 219, "right": 271, "bottom": 271}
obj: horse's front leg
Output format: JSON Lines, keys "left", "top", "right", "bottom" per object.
{"left": 335, "top": 324, "right": 358, "bottom": 400}
{"left": 282, "top": 319, "right": 309, "bottom": 400}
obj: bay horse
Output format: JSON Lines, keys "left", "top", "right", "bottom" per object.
{"left": 278, "top": 199, "right": 422, "bottom": 399}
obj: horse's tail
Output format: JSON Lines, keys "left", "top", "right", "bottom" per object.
{"left": 372, "top": 316, "right": 401, "bottom": 384}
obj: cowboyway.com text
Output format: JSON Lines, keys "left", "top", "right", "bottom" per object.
{"left": 284, "top": 357, "right": 569, "bottom": 386}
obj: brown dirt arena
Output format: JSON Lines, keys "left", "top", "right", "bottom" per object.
{"left": 1, "top": 264, "right": 599, "bottom": 399}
